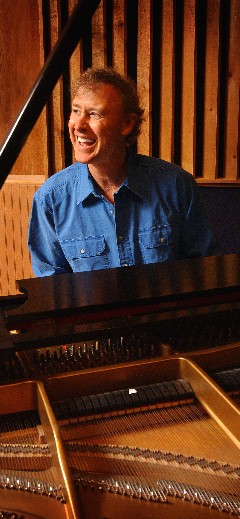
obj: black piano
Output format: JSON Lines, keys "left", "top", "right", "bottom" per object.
{"left": 0, "top": 254, "right": 240, "bottom": 519}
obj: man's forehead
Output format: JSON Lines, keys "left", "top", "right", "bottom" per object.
{"left": 74, "top": 83, "right": 122, "bottom": 103}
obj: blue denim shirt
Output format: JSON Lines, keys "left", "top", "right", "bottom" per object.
{"left": 28, "top": 153, "right": 218, "bottom": 276}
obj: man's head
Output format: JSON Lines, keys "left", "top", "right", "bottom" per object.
{"left": 71, "top": 67, "right": 144, "bottom": 146}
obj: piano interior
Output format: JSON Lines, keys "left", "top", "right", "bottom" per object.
{"left": 0, "top": 255, "right": 240, "bottom": 518}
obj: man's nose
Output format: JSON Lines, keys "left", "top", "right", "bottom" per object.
{"left": 74, "top": 113, "right": 88, "bottom": 129}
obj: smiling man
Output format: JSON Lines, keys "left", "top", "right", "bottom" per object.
{"left": 28, "top": 67, "right": 218, "bottom": 277}
{"left": 68, "top": 79, "right": 137, "bottom": 204}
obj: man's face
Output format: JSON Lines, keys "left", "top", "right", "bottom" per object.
{"left": 68, "top": 83, "right": 135, "bottom": 167}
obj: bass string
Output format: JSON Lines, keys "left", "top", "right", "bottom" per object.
{"left": 0, "top": 409, "right": 61, "bottom": 491}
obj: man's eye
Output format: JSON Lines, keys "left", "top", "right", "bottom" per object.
{"left": 90, "top": 112, "right": 100, "bottom": 119}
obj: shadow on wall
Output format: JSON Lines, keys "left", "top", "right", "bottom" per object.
{"left": 199, "top": 187, "right": 240, "bottom": 255}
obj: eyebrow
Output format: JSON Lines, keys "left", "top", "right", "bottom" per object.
{"left": 71, "top": 101, "right": 101, "bottom": 109}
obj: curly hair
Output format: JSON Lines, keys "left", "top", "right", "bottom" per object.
{"left": 71, "top": 67, "right": 144, "bottom": 145}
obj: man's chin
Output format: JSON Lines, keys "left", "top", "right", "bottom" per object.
{"left": 75, "top": 151, "right": 94, "bottom": 164}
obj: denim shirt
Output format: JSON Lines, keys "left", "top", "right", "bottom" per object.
{"left": 28, "top": 153, "right": 218, "bottom": 277}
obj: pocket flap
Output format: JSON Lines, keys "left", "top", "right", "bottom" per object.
{"left": 61, "top": 236, "right": 106, "bottom": 259}
{"left": 139, "top": 227, "right": 168, "bottom": 248}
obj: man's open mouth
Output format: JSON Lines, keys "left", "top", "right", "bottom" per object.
{"left": 77, "top": 137, "right": 95, "bottom": 147}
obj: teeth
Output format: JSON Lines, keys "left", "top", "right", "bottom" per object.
{"left": 77, "top": 137, "right": 94, "bottom": 144}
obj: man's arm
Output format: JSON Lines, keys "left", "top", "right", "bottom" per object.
{"left": 180, "top": 174, "right": 220, "bottom": 258}
{"left": 28, "top": 196, "right": 71, "bottom": 277}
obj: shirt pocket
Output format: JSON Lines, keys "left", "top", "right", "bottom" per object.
{"left": 60, "top": 236, "right": 109, "bottom": 272}
{"left": 139, "top": 224, "right": 170, "bottom": 263}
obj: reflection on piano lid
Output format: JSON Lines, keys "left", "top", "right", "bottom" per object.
{"left": 1, "top": 254, "right": 240, "bottom": 354}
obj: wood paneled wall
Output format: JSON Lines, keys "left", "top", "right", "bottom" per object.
{"left": 0, "top": 176, "right": 44, "bottom": 296}
{"left": 0, "top": 0, "right": 240, "bottom": 295}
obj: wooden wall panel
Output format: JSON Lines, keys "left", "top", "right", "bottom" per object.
{"left": 181, "top": 0, "right": 196, "bottom": 174}
{"left": 112, "top": 0, "right": 127, "bottom": 74}
{"left": 0, "top": 0, "right": 48, "bottom": 177}
{"left": 202, "top": 0, "right": 221, "bottom": 181}
{"left": 1, "top": 0, "right": 240, "bottom": 180}
{"left": 92, "top": 0, "right": 107, "bottom": 67}
{"left": 137, "top": 0, "right": 153, "bottom": 156}
{"left": 224, "top": 0, "right": 240, "bottom": 180}
{"left": 47, "top": 0, "right": 66, "bottom": 173}
{"left": 159, "top": 0, "right": 175, "bottom": 163}
{"left": 0, "top": 176, "right": 44, "bottom": 296}
{"left": 69, "top": 0, "right": 83, "bottom": 87}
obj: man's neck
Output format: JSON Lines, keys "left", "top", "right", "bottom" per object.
{"left": 88, "top": 153, "right": 128, "bottom": 204}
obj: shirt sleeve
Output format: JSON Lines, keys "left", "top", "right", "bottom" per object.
{"left": 178, "top": 173, "right": 220, "bottom": 258}
{"left": 28, "top": 194, "right": 72, "bottom": 277}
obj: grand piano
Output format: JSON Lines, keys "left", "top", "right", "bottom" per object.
{"left": 1, "top": 0, "right": 240, "bottom": 516}
{"left": 0, "top": 254, "right": 240, "bottom": 519}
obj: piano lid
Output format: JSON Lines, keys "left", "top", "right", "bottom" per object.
{"left": 5, "top": 254, "right": 240, "bottom": 329}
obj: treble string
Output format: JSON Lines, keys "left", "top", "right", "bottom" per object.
{"left": 60, "top": 394, "right": 240, "bottom": 499}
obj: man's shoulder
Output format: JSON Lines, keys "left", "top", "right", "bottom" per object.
{"left": 132, "top": 153, "right": 194, "bottom": 181}
{"left": 35, "top": 163, "right": 83, "bottom": 201}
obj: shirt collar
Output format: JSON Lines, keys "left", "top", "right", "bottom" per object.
{"left": 76, "top": 150, "right": 146, "bottom": 204}
{"left": 125, "top": 150, "right": 146, "bottom": 199}
{"left": 76, "top": 164, "right": 99, "bottom": 204}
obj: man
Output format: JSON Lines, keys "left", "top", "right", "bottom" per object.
{"left": 28, "top": 67, "right": 218, "bottom": 277}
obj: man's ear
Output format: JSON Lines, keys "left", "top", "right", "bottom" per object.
{"left": 121, "top": 113, "right": 138, "bottom": 136}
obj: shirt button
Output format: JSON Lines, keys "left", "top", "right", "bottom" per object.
{"left": 80, "top": 248, "right": 85, "bottom": 254}
{"left": 118, "top": 235, "right": 124, "bottom": 241}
